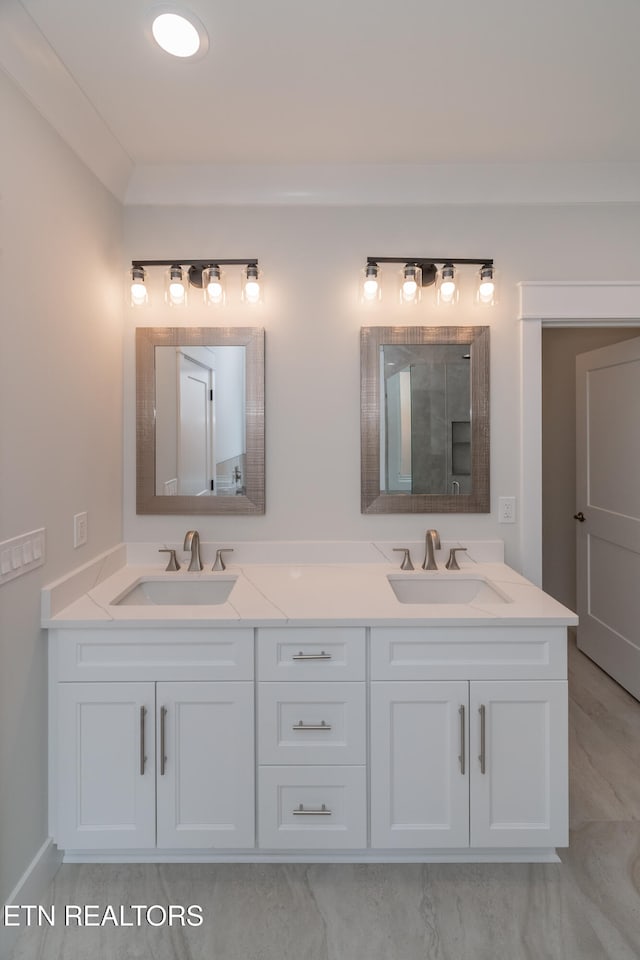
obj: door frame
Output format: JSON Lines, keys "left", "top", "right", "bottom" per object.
{"left": 518, "top": 281, "right": 640, "bottom": 586}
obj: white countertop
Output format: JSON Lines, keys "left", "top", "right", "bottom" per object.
{"left": 41, "top": 542, "right": 578, "bottom": 629}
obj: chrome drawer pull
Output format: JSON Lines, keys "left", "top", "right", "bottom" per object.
{"left": 479, "top": 704, "right": 486, "bottom": 775}
{"left": 292, "top": 720, "right": 332, "bottom": 731}
{"left": 292, "top": 651, "right": 332, "bottom": 661}
{"left": 458, "top": 704, "right": 466, "bottom": 775}
{"left": 139, "top": 706, "right": 147, "bottom": 775}
{"left": 293, "top": 803, "right": 332, "bottom": 816}
{"left": 160, "top": 706, "right": 167, "bottom": 776}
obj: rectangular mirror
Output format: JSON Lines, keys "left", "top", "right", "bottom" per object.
{"left": 136, "top": 327, "right": 264, "bottom": 514}
{"left": 361, "top": 326, "right": 489, "bottom": 513}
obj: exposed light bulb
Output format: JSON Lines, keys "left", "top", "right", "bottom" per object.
{"left": 401, "top": 265, "right": 421, "bottom": 304}
{"left": 477, "top": 264, "right": 496, "bottom": 305}
{"left": 362, "top": 262, "right": 380, "bottom": 302}
{"left": 167, "top": 265, "right": 186, "bottom": 306}
{"left": 152, "top": 12, "right": 201, "bottom": 58}
{"left": 130, "top": 266, "right": 147, "bottom": 306}
{"left": 204, "top": 265, "right": 225, "bottom": 305}
{"left": 207, "top": 281, "right": 224, "bottom": 302}
{"left": 243, "top": 264, "right": 261, "bottom": 304}
{"left": 169, "top": 282, "right": 185, "bottom": 303}
{"left": 438, "top": 264, "right": 457, "bottom": 305}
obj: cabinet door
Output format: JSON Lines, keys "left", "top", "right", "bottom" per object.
{"left": 469, "top": 680, "right": 568, "bottom": 848}
{"left": 370, "top": 681, "right": 469, "bottom": 848}
{"left": 56, "top": 682, "right": 156, "bottom": 850}
{"left": 156, "top": 682, "right": 254, "bottom": 848}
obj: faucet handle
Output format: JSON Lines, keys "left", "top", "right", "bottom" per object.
{"left": 445, "top": 547, "right": 467, "bottom": 571}
{"left": 392, "top": 548, "right": 414, "bottom": 571}
{"left": 159, "top": 548, "right": 180, "bottom": 571}
{"left": 213, "top": 548, "right": 234, "bottom": 572}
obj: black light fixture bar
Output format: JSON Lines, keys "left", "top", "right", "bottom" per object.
{"left": 131, "top": 259, "right": 258, "bottom": 268}
{"left": 366, "top": 257, "right": 493, "bottom": 286}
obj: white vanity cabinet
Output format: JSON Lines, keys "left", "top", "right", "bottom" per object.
{"left": 50, "top": 629, "right": 255, "bottom": 852}
{"left": 48, "top": 618, "right": 569, "bottom": 861}
{"left": 369, "top": 627, "right": 569, "bottom": 852}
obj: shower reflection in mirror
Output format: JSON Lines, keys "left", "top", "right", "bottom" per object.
{"left": 381, "top": 343, "right": 472, "bottom": 497}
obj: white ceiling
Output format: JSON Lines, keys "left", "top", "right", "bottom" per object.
{"left": 4, "top": 0, "right": 640, "bottom": 203}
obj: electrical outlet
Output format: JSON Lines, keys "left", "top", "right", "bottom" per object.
{"left": 73, "top": 512, "right": 88, "bottom": 548}
{"left": 499, "top": 497, "right": 516, "bottom": 523}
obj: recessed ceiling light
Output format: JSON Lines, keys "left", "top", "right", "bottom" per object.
{"left": 149, "top": 5, "right": 209, "bottom": 59}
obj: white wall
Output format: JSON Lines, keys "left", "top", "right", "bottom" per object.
{"left": 0, "top": 72, "right": 123, "bottom": 906}
{"left": 123, "top": 203, "right": 640, "bottom": 567}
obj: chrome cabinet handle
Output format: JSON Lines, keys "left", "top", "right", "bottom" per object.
{"left": 292, "top": 720, "right": 332, "bottom": 731}
{"left": 459, "top": 704, "right": 466, "bottom": 775}
{"left": 292, "top": 651, "right": 332, "bottom": 661}
{"left": 293, "top": 803, "right": 332, "bottom": 816}
{"left": 139, "top": 706, "right": 147, "bottom": 775}
{"left": 479, "top": 704, "right": 486, "bottom": 774}
{"left": 160, "top": 706, "right": 167, "bottom": 776}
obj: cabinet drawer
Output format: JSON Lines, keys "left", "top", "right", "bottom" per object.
{"left": 258, "top": 682, "right": 366, "bottom": 765}
{"left": 53, "top": 628, "right": 254, "bottom": 681}
{"left": 258, "top": 766, "right": 366, "bottom": 849}
{"left": 371, "top": 626, "right": 567, "bottom": 680}
{"left": 257, "top": 628, "right": 365, "bottom": 681}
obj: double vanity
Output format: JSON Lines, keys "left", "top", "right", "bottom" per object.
{"left": 43, "top": 539, "right": 577, "bottom": 864}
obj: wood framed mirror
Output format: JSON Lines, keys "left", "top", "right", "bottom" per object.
{"left": 361, "top": 325, "right": 489, "bottom": 513}
{"left": 136, "top": 326, "right": 264, "bottom": 514}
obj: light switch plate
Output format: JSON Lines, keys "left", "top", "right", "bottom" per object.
{"left": 0, "top": 529, "right": 45, "bottom": 586}
{"left": 73, "top": 512, "right": 88, "bottom": 548}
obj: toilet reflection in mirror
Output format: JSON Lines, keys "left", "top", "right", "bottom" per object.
{"left": 361, "top": 326, "right": 489, "bottom": 514}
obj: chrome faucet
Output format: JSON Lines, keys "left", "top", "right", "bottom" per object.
{"left": 422, "top": 529, "right": 441, "bottom": 570}
{"left": 183, "top": 530, "right": 203, "bottom": 571}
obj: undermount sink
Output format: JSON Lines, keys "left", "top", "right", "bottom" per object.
{"left": 112, "top": 576, "right": 238, "bottom": 606}
{"left": 387, "top": 574, "right": 510, "bottom": 605}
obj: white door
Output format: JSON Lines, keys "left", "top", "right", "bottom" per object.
{"left": 56, "top": 682, "right": 156, "bottom": 850}
{"left": 469, "top": 681, "right": 568, "bottom": 848}
{"left": 370, "top": 681, "right": 469, "bottom": 848}
{"left": 576, "top": 337, "right": 640, "bottom": 699}
{"left": 178, "top": 353, "right": 213, "bottom": 496}
{"left": 156, "top": 682, "right": 254, "bottom": 848}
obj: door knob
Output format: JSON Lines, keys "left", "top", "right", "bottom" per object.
{"left": 573, "top": 512, "right": 585, "bottom": 522}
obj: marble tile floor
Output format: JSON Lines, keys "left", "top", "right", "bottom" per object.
{"left": 9, "top": 636, "right": 640, "bottom": 960}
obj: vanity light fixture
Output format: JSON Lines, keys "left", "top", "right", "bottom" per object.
{"left": 129, "top": 259, "right": 260, "bottom": 308}
{"left": 363, "top": 257, "right": 495, "bottom": 306}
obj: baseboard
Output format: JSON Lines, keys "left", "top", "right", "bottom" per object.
{"left": 0, "top": 839, "right": 63, "bottom": 960}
